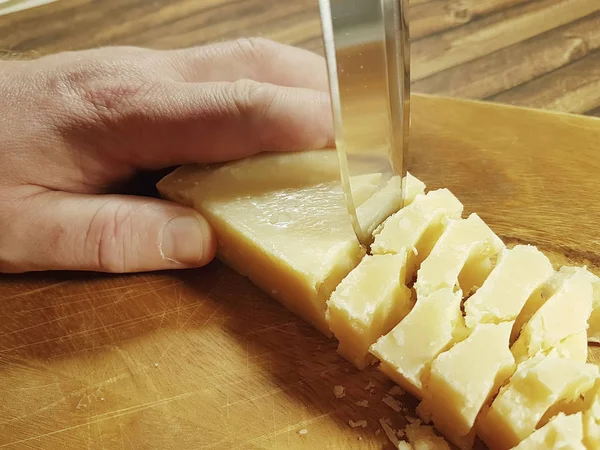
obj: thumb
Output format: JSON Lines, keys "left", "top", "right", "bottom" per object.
{"left": 0, "top": 190, "right": 216, "bottom": 273}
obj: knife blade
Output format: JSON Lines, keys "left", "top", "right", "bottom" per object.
{"left": 318, "top": 0, "right": 410, "bottom": 247}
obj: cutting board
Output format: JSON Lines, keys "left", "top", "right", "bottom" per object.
{"left": 1, "top": 93, "right": 599, "bottom": 450}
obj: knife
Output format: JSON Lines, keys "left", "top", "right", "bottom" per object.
{"left": 318, "top": 0, "right": 410, "bottom": 247}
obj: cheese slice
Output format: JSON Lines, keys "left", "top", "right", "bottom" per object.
{"left": 369, "top": 287, "right": 465, "bottom": 398}
{"left": 511, "top": 268, "right": 593, "bottom": 364}
{"left": 477, "top": 353, "right": 599, "bottom": 450}
{"left": 414, "top": 213, "right": 505, "bottom": 299}
{"left": 554, "top": 330, "right": 588, "bottom": 363}
{"left": 510, "top": 412, "right": 585, "bottom": 450}
{"left": 463, "top": 245, "right": 553, "bottom": 329}
{"left": 404, "top": 422, "right": 452, "bottom": 450}
{"left": 421, "top": 322, "right": 515, "bottom": 449}
{"left": 326, "top": 253, "right": 413, "bottom": 369}
{"left": 582, "top": 379, "right": 600, "bottom": 449}
{"left": 156, "top": 150, "right": 400, "bottom": 336}
{"left": 371, "top": 188, "right": 464, "bottom": 283}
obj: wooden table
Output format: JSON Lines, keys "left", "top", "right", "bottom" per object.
{"left": 1, "top": 1, "right": 600, "bottom": 449}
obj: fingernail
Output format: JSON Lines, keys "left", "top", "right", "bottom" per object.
{"left": 160, "top": 215, "right": 210, "bottom": 266}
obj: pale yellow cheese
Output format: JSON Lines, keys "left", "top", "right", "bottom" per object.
{"left": 582, "top": 379, "right": 600, "bottom": 449}
{"left": 477, "top": 353, "right": 599, "bottom": 450}
{"left": 404, "top": 422, "right": 452, "bottom": 450}
{"left": 157, "top": 150, "right": 397, "bottom": 336}
{"left": 511, "top": 268, "right": 593, "bottom": 364}
{"left": 510, "top": 412, "right": 585, "bottom": 450}
{"left": 421, "top": 322, "right": 515, "bottom": 449}
{"left": 371, "top": 188, "right": 464, "bottom": 283}
{"left": 369, "top": 287, "right": 465, "bottom": 398}
{"left": 463, "top": 245, "right": 553, "bottom": 329}
{"left": 414, "top": 213, "right": 505, "bottom": 299}
{"left": 554, "top": 330, "right": 588, "bottom": 363}
{"left": 326, "top": 253, "right": 413, "bottom": 369}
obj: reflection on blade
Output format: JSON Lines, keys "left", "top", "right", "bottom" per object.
{"left": 318, "top": 0, "right": 410, "bottom": 247}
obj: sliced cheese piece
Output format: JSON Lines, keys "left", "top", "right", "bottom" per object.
{"left": 463, "top": 245, "right": 553, "bottom": 329}
{"left": 326, "top": 253, "right": 413, "bottom": 369}
{"left": 554, "top": 330, "right": 588, "bottom": 363}
{"left": 510, "top": 412, "right": 585, "bottom": 450}
{"left": 477, "top": 353, "right": 599, "bottom": 450}
{"left": 421, "top": 322, "right": 515, "bottom": 449}
{"left": 414, "top": 213, "right": 505, "bottom": 299}
{"left": 582, "top": 379, "right": 600, "bottom": 449}
{"left": 371, "top": 188, "right": 464, "bottom": 283}
{"left": 369, "top": 288, "right": 465, "bottom": 398}
{"left": 404, "top": 422, "right": 452, "bottom": 450}
{"left": 156, "top": 150, "right": 398, "bottom": 336}
{"left": 511, "top": 267, "right": 593, "bottom": 364}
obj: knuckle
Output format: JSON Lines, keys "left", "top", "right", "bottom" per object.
{"left": 230, "top": 79, "right": 278, "bottom": 120}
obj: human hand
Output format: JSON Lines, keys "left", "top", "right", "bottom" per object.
{"left": 0, "top": 38, "right": 333, "bottom": 273}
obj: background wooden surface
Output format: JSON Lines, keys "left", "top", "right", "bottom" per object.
{"left": 1, "top": 1, "right": 600, "bottom": 449}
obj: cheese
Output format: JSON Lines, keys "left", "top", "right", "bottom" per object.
{"left": 582, "top": 379, "right": 600, "bottom": 449}
{"left": 554, "top": 330, "right": 588, "bottom": 363}
{"left": 371, "top": 189, "right": 464, "bottom": 284}
{"left": 404, "top": 422, "right": 452, "bottom": 450}
{"left": 463, "top": 245, "right": 553, "bottom": 329}
{"left": 510, "top": 412, "right": 585, "bottom": 450}
{"left": 421, "top": 322, "right": 515, "bottom": 449}
{"left": 414, "top": 213, "right": 505, "bottom": 299}
{"left": 369, "top": 288, "right": 465, "bottom": 398}
{"left": 157, "top": 150, "right": 394, "bottom": 336}
{"left": 477, "top": 353, "right": 599, "bottom": 450}
{"left": 511, "top": 268, "right": 593, "bottom": 364}
{"left": 326, "top": 253, "right": 413, "bottom": 369}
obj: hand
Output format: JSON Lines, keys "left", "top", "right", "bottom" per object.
{"left": 0, "top": 38, "right": 333, "bottom": 274}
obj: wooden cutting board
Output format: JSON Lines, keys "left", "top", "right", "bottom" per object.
{"left": 1, "top": 93, "right": 599, "bottom": 450}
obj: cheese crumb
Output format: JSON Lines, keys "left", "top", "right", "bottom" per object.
{"left": 356, "top": 400, "right": 369, "bottom": 407}
{"left": 397, "top": 442, "right": 413, "bottom": 450}
{"left": 100, "top": 397, "right": 105, "bottom": 402}
{"left": 375, "top": 429, "right": 381, "bottom": 436}
{"left": 379, "top": 418, "right": 400, "bottom": 446}
{"left": 349, "top": 419, "right": 368, "bottom": 428}
{"left": 388, "top": 386, "right": 406, "bottom": 396}
{"left": 334, "top": 385, "right": 346, "bottom": 398}
{"left": 154, "top": 362, "right": 159, "bottom": 368}
{"left": 365, "top": 381, "right": 375, "bottom": 390}
{"left": 382, "top": 394, "right": 402, "bottom": 412}
{"left": 297, "top": 429, "right": 308, "bottom": 435}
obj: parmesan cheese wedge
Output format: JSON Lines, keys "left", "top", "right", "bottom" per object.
{"left": 326, "top": 253, "right": 413, "bottom": 369}
{"left": 477, "top": 353, "right": 599, "bottom": 450}
{"left": 414, "top": 213, "right": 505, "bottom": 299}
{"left": 157, "top": 150, "right": 397, "bottom": 336}
{"left": 421, "top": 322, "right": 515, "bottom": 449}
{"left": 463, "top": 245, "right": 553, "bottom": 329}
{"left": 369, "top": 288, "right": 465, "bottom": 398}
{"left": 509, "top": 412, "right": 585, "bottom": 450}
{"left": 582, "top": 379, "right": 600, "bottom": 449}
{"left": 511, "top": 268, "right": 593, "bottom": 364}
{"left": 371, "top": 188, "right": 464, "bottom": 282}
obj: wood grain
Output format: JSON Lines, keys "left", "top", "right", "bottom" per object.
{"left": 1, "top": 1, "right": 600, "bottom": 449}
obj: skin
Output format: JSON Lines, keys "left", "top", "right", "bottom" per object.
{"left": 0, "top": 38, "right": 334, "bottom": 274}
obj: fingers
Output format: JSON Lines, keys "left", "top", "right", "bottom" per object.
{"left": 0, "top": 190, "right": 216, "bottom": 273}
{"left": 169, "top": 38, "right": 329, "bottom": 92}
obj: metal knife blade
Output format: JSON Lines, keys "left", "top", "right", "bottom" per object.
{"left": 318, "top": 0, "right": 410, "bottom": 247}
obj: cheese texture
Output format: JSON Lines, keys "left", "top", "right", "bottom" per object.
{"left": 463, "top": 245, "right": 553, "bottom": 329}
{"left": 326, "top": 253, "right": 413, "bottom": 369}
{"left": 477, "top": 353, "right": 599, "bottom": 450}
{"left": 414, "top": 213, "right": 505, "bottom": 299}
{"left": 157, "top": 150, "right": 392, "bottom": 336}
{"left": 369, "top": 288, "right": 464, "bottom": 398}
{"left": 421, "top": 322, "right": 515, "bottom": 449}
{"left": 583, "top": 380, "right": 600, "bottom": 449}
{"left": 511, "top": 268, "right": 593, "bottom": 364}
{"left": 371, "top": 188, "right": 464, "bottom": 282}
{"left": 510, "top": 412, "right": 585, "bottom": 450}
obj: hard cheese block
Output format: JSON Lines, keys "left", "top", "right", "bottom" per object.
{"left": 157, "top": 149, "right": 402, "bottom": 336}
{"left": 414, "top": 213, "right": 505, "bottom": 299}
{"left": 371, "top": 188, "right": 464, "bottom": 282}
{"left": 421, "top": 322, "right": 516, "bottom": 450}
{"left": 477, "top": 353, "right": 599, "bottom": 450}
{"left": 326, "top": 253, "right": 412, "bottom": 369}
{"left": 511, "top": 267, "right": 593, "bottom": 364}
{"left": 463, "top": 245, "right": 553, "bottom": 329}
{"left": 369, "top": 287, "right": 465, "bottom": 398}
{"left": 510, "top": 412, "right": 585, "bottom": 450}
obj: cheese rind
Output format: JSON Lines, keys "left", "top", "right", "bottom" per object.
{"left": 422, "top": 322, "right": 515, "bottom": 449}
{"left": 326, "top": 253, "right": 413, "bottom": 369}
{"left": 156, "top": 150, "right": 389, "bottom": 336}
{"left": 369, "top": 288, "right": 465, "bottom": 398}
{"left": 510, "top": 413, "right": 585, "bottom": 450}
{"left": 463, "top": 245, "right": 553, "bottom": 329}
{"left": 477, "top": 353, "right": 600, "bottom": 450}
{"left": 511, "top": 268, "right": 593, "bottom": 364}
{"left": 414, "top": 213, "right": 505, "bottom": 299}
